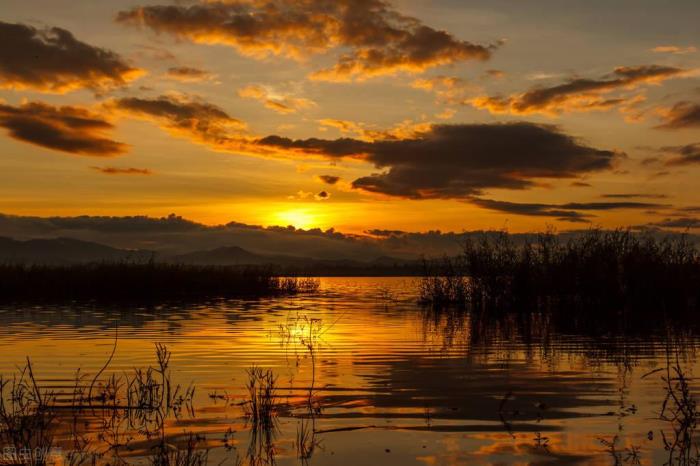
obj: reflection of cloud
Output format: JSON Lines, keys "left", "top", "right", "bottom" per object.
{"left": 656, "top": 102, "right": 700, "bottom": 129}
{"left": 90, "top": 166, "right": 153, "bottom": 175}
{"left": 238, "top": 84, "right": 315, "bottom": 114}
{"left": 470, "top": 65, "right": 688, "bottom": 116}
{"left": 0, "top": 21, "right": 143, "bottom": 93}
{"left": 117, "top": 0, "right": 495, "bottom": 81}
{"left": 0, "top": 101, "right": 127, "bottom": 156}
{"left": 260, "top": 123, "right": 620, "bottom": 199}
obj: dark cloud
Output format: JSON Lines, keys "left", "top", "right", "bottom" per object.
{"left": 165, "top": 66, "right": 215, "bottom": 82}
{"left": 365, "top": 229, "right": 407, "bottom": 237}
{"left": 657, "top": 102, "right": 700, "bottom": 129}
{"left": 558, "top": 201, "right": 666, "bottom": 210}
{"left": 469, "top": 198, "right": 591, "bottom": 223}
{"left": 91, "top": 166, "right": 153, "bottom": 175}
{"left": 601, "top": 193, "right": 668, "bottom": 199}
{"left": 117, "top": 0, "right": 494, "bottom": 81}
{"left": 0, "top": 102, "right": 127, "bottom": 156}
{"left": 318, "top": 175, "right": 340, "bottom": 185}
{"left": 470, "top": 198, "right": 667, "bottom": 222}
{"left": 661, "top": 143, "right": 700, "bottom": 166}
{"left": 471, "top": 65, "right": 687, "bottom": 115}
{"left": 260, "top": 123, "right": 620, "bottom": 199}
{"left": 0, "top": 21, "right": 142, "bottom": 93}
{"left": 570, "top": 181, "right": 592, "bottom": 187}
{"left": 315, "top": 190, "right": 330, "bottom": 200}
{"left": 650, "top": 217, "right": 700, "bottom": 229}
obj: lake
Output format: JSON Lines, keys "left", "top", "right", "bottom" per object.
{"left": 0, "top": 277, "right": 696, "bottom": 465}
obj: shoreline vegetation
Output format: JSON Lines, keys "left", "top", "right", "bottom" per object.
{"left": 0, "top": 262, "right": 319, "bottom": 301}
{"left": 420, "top": 229, "right": 700, "bottom": 312}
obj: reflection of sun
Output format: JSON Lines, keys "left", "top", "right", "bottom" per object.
{"left": 275, "top": 209, "right": 317, "bottom": 229}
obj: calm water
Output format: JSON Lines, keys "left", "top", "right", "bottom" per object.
{"left": 0, "top": 277, "right": 697, "bottom": 465}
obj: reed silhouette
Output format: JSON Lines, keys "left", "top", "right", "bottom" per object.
{"left": 420, "top": 229, "right": 700, "bottom": 313}
{"left": 0, "top": 262, "right": 319, "bottom": 301}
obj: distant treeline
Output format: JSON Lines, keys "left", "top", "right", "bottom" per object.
{"left": 420, "top": 229, "right": 700, "bottom": 313}
{"left": 0, "top": 262, "right": 319, "bottom": 302}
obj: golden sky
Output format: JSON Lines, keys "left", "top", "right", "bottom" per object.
{"left": 1, "top": 0, "right": 699, "bottom": 234}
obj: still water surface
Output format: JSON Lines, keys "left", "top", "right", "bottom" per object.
{"left": 0, "top": 277, "right": 696, "bottom": 465}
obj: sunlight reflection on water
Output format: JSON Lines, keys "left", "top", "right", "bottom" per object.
{"left": 0, "top": 277, "right": 696, "bottom": 465}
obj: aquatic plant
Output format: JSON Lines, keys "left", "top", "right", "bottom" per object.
{"left": 420, "top": 228, "right": 700, "bottom": 312}
{"left": 244, "top": 366, "right": 278, "bottom": 430}
{"left": 0, "top": 359, "right": 56, "bottom": 466}
{"left": 0, "top": 263, "right": 319, "bottom": 301}
{"left": 653, "top": 354, "right": 700, "bottom": 465}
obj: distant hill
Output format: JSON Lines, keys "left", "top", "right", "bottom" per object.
{"left": 170, "top": 245, "right": 423, "bottom": 275}
{"left": 172, "top": 246, "right": 304, "bottom": 266}
{"left": 0, "top": 237, "right": 423, "bottom": 275}
{"left": 0, "top": 237, "right": 151, "bottom": 265}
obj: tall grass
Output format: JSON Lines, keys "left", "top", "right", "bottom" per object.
{"left": 420, "top": 229, "right": 700, "bottom": 312}
{"left": 0, "top": 262, "right": 319, "bottom": 301}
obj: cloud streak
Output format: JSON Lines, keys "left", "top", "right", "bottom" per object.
{"left": 471, "top": 198, "right": 666, "bottom": 222}
{"left": 0, "top": 21, "right": 142, "bottom": 93}
{"left": 470, "top": 65, "right": 688, "bottom": 116}
{"left": 165, "top": 66, "right": 215, "bottom": 82}
{"left": 662, "top": 143, "right": 700, "bottom": 166}
{"left": 0, "top": 101, "right": 127, "bottom": 156}
{"left": 90, "top": 166, "right": 153, "bottom": 175}
{"left": 238, "top": 84, "right": 315, "bottom": 114}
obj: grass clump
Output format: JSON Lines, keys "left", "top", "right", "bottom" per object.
{"left": 420, "top": 229, "right": 700, "bottom": 312}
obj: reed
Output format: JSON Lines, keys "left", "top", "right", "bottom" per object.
{"left": 420, "top": 229, "right": 700, "bottom": 312}
{"left": 244, "top": 366, "right": 278, "bottom": 431}
{"left": 0, "top": 262, "right": 319, "bottom": 301}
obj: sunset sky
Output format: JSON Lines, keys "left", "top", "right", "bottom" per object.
{"left": 1, "top": 0, "right": 699, "bottom": 234}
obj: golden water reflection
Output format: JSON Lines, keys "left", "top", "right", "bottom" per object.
{"left": 0, "top": 277, "right": 696, "bottom": 465}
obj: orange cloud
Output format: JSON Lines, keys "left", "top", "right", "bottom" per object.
{"left": 0, "top": 101, "right": 127, "bottom": 156}
{"left": 470, "top": 65, "right": 689, "bottom": 116}
{"left": 238, "top": 85, "right": 315, "bottom": 114}
{"left": 651, "top": 45, "right": 697, "bottom": 55}
{"left": 0, "top": 21, "right": 143, "bottom": 94}
{"left": 412, "top": 75, "right": 472, "bottom": 104}
{"left": 117, "top": 0, "right": 494, "bottom": 81}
